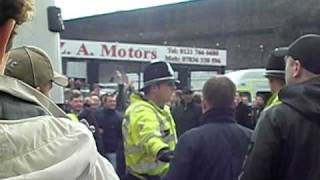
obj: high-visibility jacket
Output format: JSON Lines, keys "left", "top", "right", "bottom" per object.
{"left": 122, "top": 93, "right": 177, "bottom": 178}
{"left": 265, "top": 93, "right": 281, "bottom": 108}
{"left": 67, "top": 112, "right": 79, "bottom": 122}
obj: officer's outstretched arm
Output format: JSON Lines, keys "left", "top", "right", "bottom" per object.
{"left": 132, "top": 108, "right": 169, "bottom": 159}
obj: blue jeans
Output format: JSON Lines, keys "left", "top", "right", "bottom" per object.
{"left": 105, "top": 152, "right": 117, "bottom": 169}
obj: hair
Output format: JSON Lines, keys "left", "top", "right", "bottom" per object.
{"left": 102, "top": 93, "right": 116, "bottom": 103}
{"left": 0, "top": 0, "right": 34, "bottom": 51}
{"left": 69, "top": 90, "right": 82, "bottom": 101}
{"left": 202, "top": 76, "right": 236, "bottom": 108}
{"left": 193, "top": 94, "right": 202, "bottom": 104}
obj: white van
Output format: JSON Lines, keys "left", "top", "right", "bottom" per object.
{"left": 225, "top": 69, "right": 271, "bottom": 103}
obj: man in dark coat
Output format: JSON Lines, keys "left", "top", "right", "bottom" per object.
{"left": 164, "top": 76, "right": 252, "bottom": 180}
{"left": 95, "top": 94, "right": 123, "bottom": 169}
{"left": 240, "top": 34, "right": 320, "bottom": 180}
{"left": 172, "top": 87, "right": 202, "bottom": 137}
{"left": 235, "top": 92, "right": 252, "bottom": 129}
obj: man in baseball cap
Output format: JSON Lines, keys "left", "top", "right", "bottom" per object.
{"left": 5, "top": 46, "right": 68, "bottom": 96}
{"left": 240, "top": 34, "right": 320, "bottom": 180}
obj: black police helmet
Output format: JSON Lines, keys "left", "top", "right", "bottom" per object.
{"left": 142, "top": 61, "right": 179, "bottom": 90}
{"left": 264, "top": 47, "right": 287, "bottom": 79}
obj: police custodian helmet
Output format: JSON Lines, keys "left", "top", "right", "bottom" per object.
{"left": 264, "top": 47, "right": 287, "bottom": 79}
{"left": 142, "top": 61, "right": 179, "bottom": 89}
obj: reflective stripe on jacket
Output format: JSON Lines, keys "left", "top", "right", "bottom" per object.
{"left": 122, "top": 93, "right": 177, "bottom": 177}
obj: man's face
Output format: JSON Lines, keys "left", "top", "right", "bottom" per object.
{"left": 70, "top": 97, "right": 83, "bottom": 112}
{"left": 90, "top": 95, "right": 101, "bottom": 109}
{"left": 157, "top": 81, "right": 176, "bottom": 104}
{"left": 181, "top": 93, "right": 193, "bottom": 104}
{"left": 255, "top": 96, "right": 264, "bottom": 107}
{"left": 0, "top": 20, "right": 16, "bottom": 74}
{"left": 38, "top": 81, "right": 53, "bottom": 97}
{"left": 241, "top": 96, "right": 249, "bottom": 105}
{"left": 234, "top": 92, "right": 241, "bottom": 106}
{"left": 285, "top": 56, "right": 297, "bottom": 85}
{"left": 104, "top": 96, "right": 117, "bottom": 110}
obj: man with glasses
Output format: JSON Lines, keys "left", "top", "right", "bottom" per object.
{"left": 122, "top": 61, "right": 178, "bottom": 180}
{"left": 240, "top": 34, "right": 320, "bottom": 180}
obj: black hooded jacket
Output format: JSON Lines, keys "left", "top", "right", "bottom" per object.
{"left": 240, "top": 76, "right": 320, "bottom": 180}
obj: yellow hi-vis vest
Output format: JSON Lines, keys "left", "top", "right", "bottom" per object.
{"left": 265, "top": 93, "right": 281, "bottom": 109}
{"left": 122, "top": 94, "right": 177, "bottom": 178}
{"left": 67, "top": 113, "right": 79, "bottom": 122}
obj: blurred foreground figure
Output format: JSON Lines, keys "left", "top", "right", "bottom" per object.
{"left": 240, "top": 34, "right": 320, "bottom": 180}
{"left": 0, "top": 1, "right": 118, "bottom": 179}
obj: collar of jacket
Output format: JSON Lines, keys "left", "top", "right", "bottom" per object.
{"left": 202, "top": 107, "right": 235, "bottom": 124}
{"left": 0, "top": 75, "right": 67, "bottom": 118}
{"left": 279, "top": 76, "right": 320, "bottom": 120}
{"left": 130, "top": 93, "right": 168, "bottom": 113}
{"left": 103, "top": 107, "right": 116, "bottom": 114}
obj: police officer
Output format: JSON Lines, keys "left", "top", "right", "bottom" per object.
{"left": 122, "top": 61, "right": 178, "bottom": 180}
{"left": 264, "top": 47, "right": 286, "bottom": 108}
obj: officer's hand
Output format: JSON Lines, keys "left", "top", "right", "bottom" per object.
{"left": 157, "top": 148, "right": 174, "bottom": 162}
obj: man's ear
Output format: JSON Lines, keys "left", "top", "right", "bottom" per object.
{"left": 202, "top": 99, "right": 209, "bottom": 114}
{"left": 0, "top": 19, "right": 16, "bottom": 64}
{"left": 292, "top": 60, "right": 303, "bottom": 78}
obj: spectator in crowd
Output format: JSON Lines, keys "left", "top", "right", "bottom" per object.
{"left": 92, "top": 84, "right": 101, "bottom": 96}
{"left": 192, "top": 93, "right": 202, "bottom": 105}
{"left": 250, "top": 94, "right": 265, "bottom": 127}
{"left": 0, "top": 1, "right": 118, "bottom": 179}
{"left": 95, "top": 94, "right": 123, "bottom": 169}
{"left": 169, "top": 89, "right": 182, "bottom": 109}
{"left": 79, "top": 95, "right": 104, "bottom": 154}
{"left": 235, "top": 91, "right": 252, "bottom": 129}
{"left": 240, "top": 34, "right": 320, "bottom": 180}
{"left": 67, "top": 92, "right": 84, "bottom": 122}
{"left": 79, "top": 95, "right": 101, "bottom": 125}
{"left": 164, "top": 76, "right": 252, "bottom": 180}
{"left": 241, "top": 95, "right": 250, "bottom": 105}
{"left": 172, "top": 87, "right": 202, "bottom": 137}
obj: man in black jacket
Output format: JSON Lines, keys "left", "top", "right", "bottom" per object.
{"left": 95, "top": 94, "right": 123, "bottom": 169}
{"left": 240, "top": 34, "right": 320, "bottom": 180}
{"left": 172, "top": 87, "right": 202, "bottom": 137}
{"left": 164, "top": 76, "right": 252, "bottom": 180}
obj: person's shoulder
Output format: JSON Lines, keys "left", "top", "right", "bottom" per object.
{"left": 114, "top": 110, "right": 123, "bottom": 118}
{"left": 180, "top": 126, "right": 204, "bottom": 140}
{"left": 257, "top": 102, "right": 294, "bottom": 128}
{"left": 127, "top": 100, "right": 154, "bottom": 114}
{"left": 262, "top": 102, "right": 291, "bottom": 119}
{"left": 236, "top": 124, "right": 253, "bottom": 137}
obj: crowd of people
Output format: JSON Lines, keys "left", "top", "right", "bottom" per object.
{"left": 1, "top": 1, "right": 320, "bottom": 180}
